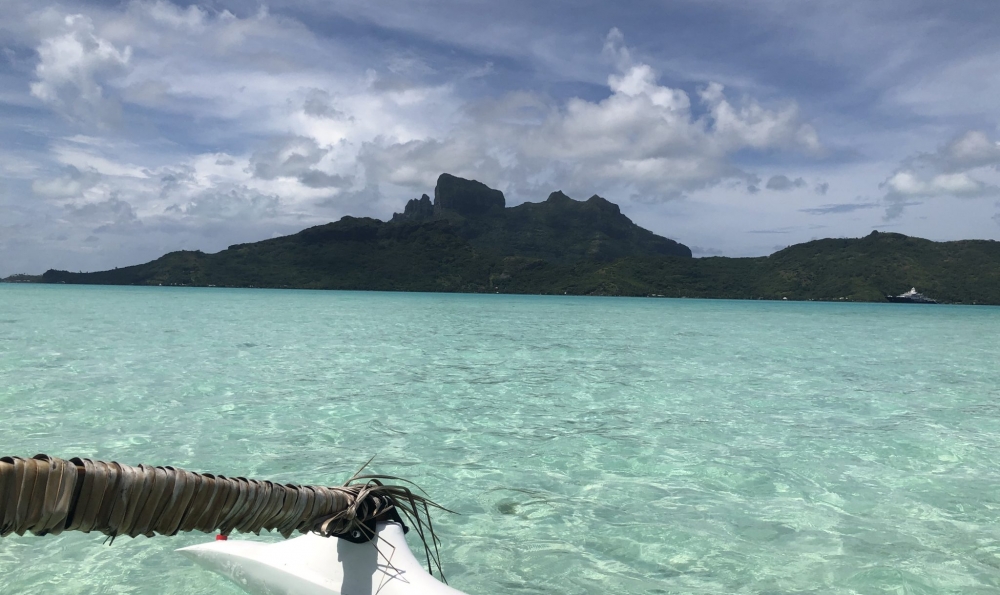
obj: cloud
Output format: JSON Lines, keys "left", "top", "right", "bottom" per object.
{"left": 248, "top": 136, "right": 354, "bottom": 191}
{"left": 360, "top": 29, "right": 823, "bottom": 200}
{"left": 800, "top": 201, "right": 879, "bottom": 215}
{"left": 815, "top": 181, "right": 829, "bottom": 195}
{"left": 51, "top": 139, "right": 147, "bottom": 178}
{"left": 31, "top": 165, "right": 99, "bottom": 198}
{"left": 883, "top": 199, "right": 922, "bottom": 221}
{"left": 881, "top": 129, "right": 1000, "bottom": 219}
{"left": 690, "top": 245, "right": 724, "bottom": 256}
{"left": 602, "top": 27, "right": 632, "bottom": 71}
{"left": 29, "top": 13, "right": 131, "bottom": 126}
{"left": 165, "top": 186, "right": 281, "bottom": 221}
{"left": 298, "top": 171, "right": 352, "bottom": 189}
{"left": 883, "top": 170, "right": 988, "bottom": 197}
{"left": 302, "top": 88, "right": 345, "bottom": 119}
{"left": 2, "top": 3, "right": 852, "bottom": 275}
{"left": 357, "top": 136, "right": 504, "bottom": 191}
{"left": 937, "top": 130, "right": 1000, "bottom": 170}
{"left": 699, "top": 83, "right": 820, "bottom": 152}
{"left": 22, "top": 9, "right": 826, "bottom": 209}
{"left": 66, "top": 196, "right": 141, "bottom": 233}
{"left": 765, "top": 175, "right": 807, "bottom": 191}
{"left": 250, "top": 136, "right": 326, "bottom": 180}
{"left": 158, "top": 165, "right": 196, "bottom": 196}
{"left": 748, "top": 227, "right": 795, "bottom": 234}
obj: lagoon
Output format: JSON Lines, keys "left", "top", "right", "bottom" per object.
{"left": 1, "top": 284, "right": 999, "bottom": 594}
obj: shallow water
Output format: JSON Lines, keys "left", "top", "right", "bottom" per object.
{"left": 1, "top": 284, "right": 999, "bottom": 594}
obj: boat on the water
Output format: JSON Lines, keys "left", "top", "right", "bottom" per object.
{"left": 886, "top": 287, "right": 937, "bottom": 304}
{"left": 179, "top": 521, "right": 466, "bottom": 595}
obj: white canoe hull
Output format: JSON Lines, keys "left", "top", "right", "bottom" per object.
{"left": 177, "top": 522, "right": 468, "bottom": 595}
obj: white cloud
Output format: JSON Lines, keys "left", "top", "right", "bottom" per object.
{"left": 165, "top": 186, "right": 281, "bottom": 221}
{"left": 31, "top": 165, "right": 99, "bottom": 198}
{"left": 881, "top": 130, "right": 1000, "bottom": 218}
{"left": 30, "top": 13, "right": 131, "bottom": 125}
{"left": 360, "top": 29, "right": 822, "bottom": 200}
{"left": 51, "top": 141, "right": 147, "bottom": 178}
{"left": 26, "top": 5, "right": 826, "bottom": 214}
{"left": 248, "top": 136, "right": 353, "bottom": 189}
{"left": 883, "top": 171, "right": 987, "bottom": 197}
{"left": 936, "top": 130, "right": 1000, "bottom": 171}
{"left": 8, "top": 4, "right": 836, "bottom": 274}
{"left": 699, "top": 82, "right": 819, "bottom": 152}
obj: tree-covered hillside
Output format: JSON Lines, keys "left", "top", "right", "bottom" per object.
{"left": 10, "top": 174, "right": 1000, "bottom": 304}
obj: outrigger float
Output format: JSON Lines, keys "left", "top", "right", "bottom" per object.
{"left": 0, "top": 454, "right": 468, "bottom": 595}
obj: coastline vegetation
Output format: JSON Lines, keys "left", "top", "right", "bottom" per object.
{"left": 5, "top": 174, "right": 1000, "bottom": 304}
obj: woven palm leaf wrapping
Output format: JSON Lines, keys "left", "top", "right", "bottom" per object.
{"left": 0, "top": 454, "right": 448, "bottom": 577}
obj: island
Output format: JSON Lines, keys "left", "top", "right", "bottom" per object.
{"left": 5, "top": 173, "right": 1000, "bottom": 304}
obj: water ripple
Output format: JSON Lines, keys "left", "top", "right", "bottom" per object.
{"left": 1, "top": 285, "right": 999, "bottom": 594}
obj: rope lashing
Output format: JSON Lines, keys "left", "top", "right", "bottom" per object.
{"left": 0, "top": 455, "right": 449, "bottom": 578}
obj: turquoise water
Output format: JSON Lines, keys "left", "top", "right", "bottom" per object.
{"left": 1, "top": 284, "right": 1000, "bottom": 594}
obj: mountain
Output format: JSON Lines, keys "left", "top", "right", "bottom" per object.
{"left": 9, "top": 174, "right": 1000, "bottom": 304}
{"left": 390, "top": 173, "right": 692, "bottom": 262}
{"left": 29, "top": 173, "right": 691, "bottom": 292}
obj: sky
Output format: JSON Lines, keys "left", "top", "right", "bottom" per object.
{"left": 2, "top": 0, "right": 1000, "bottom": 276}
